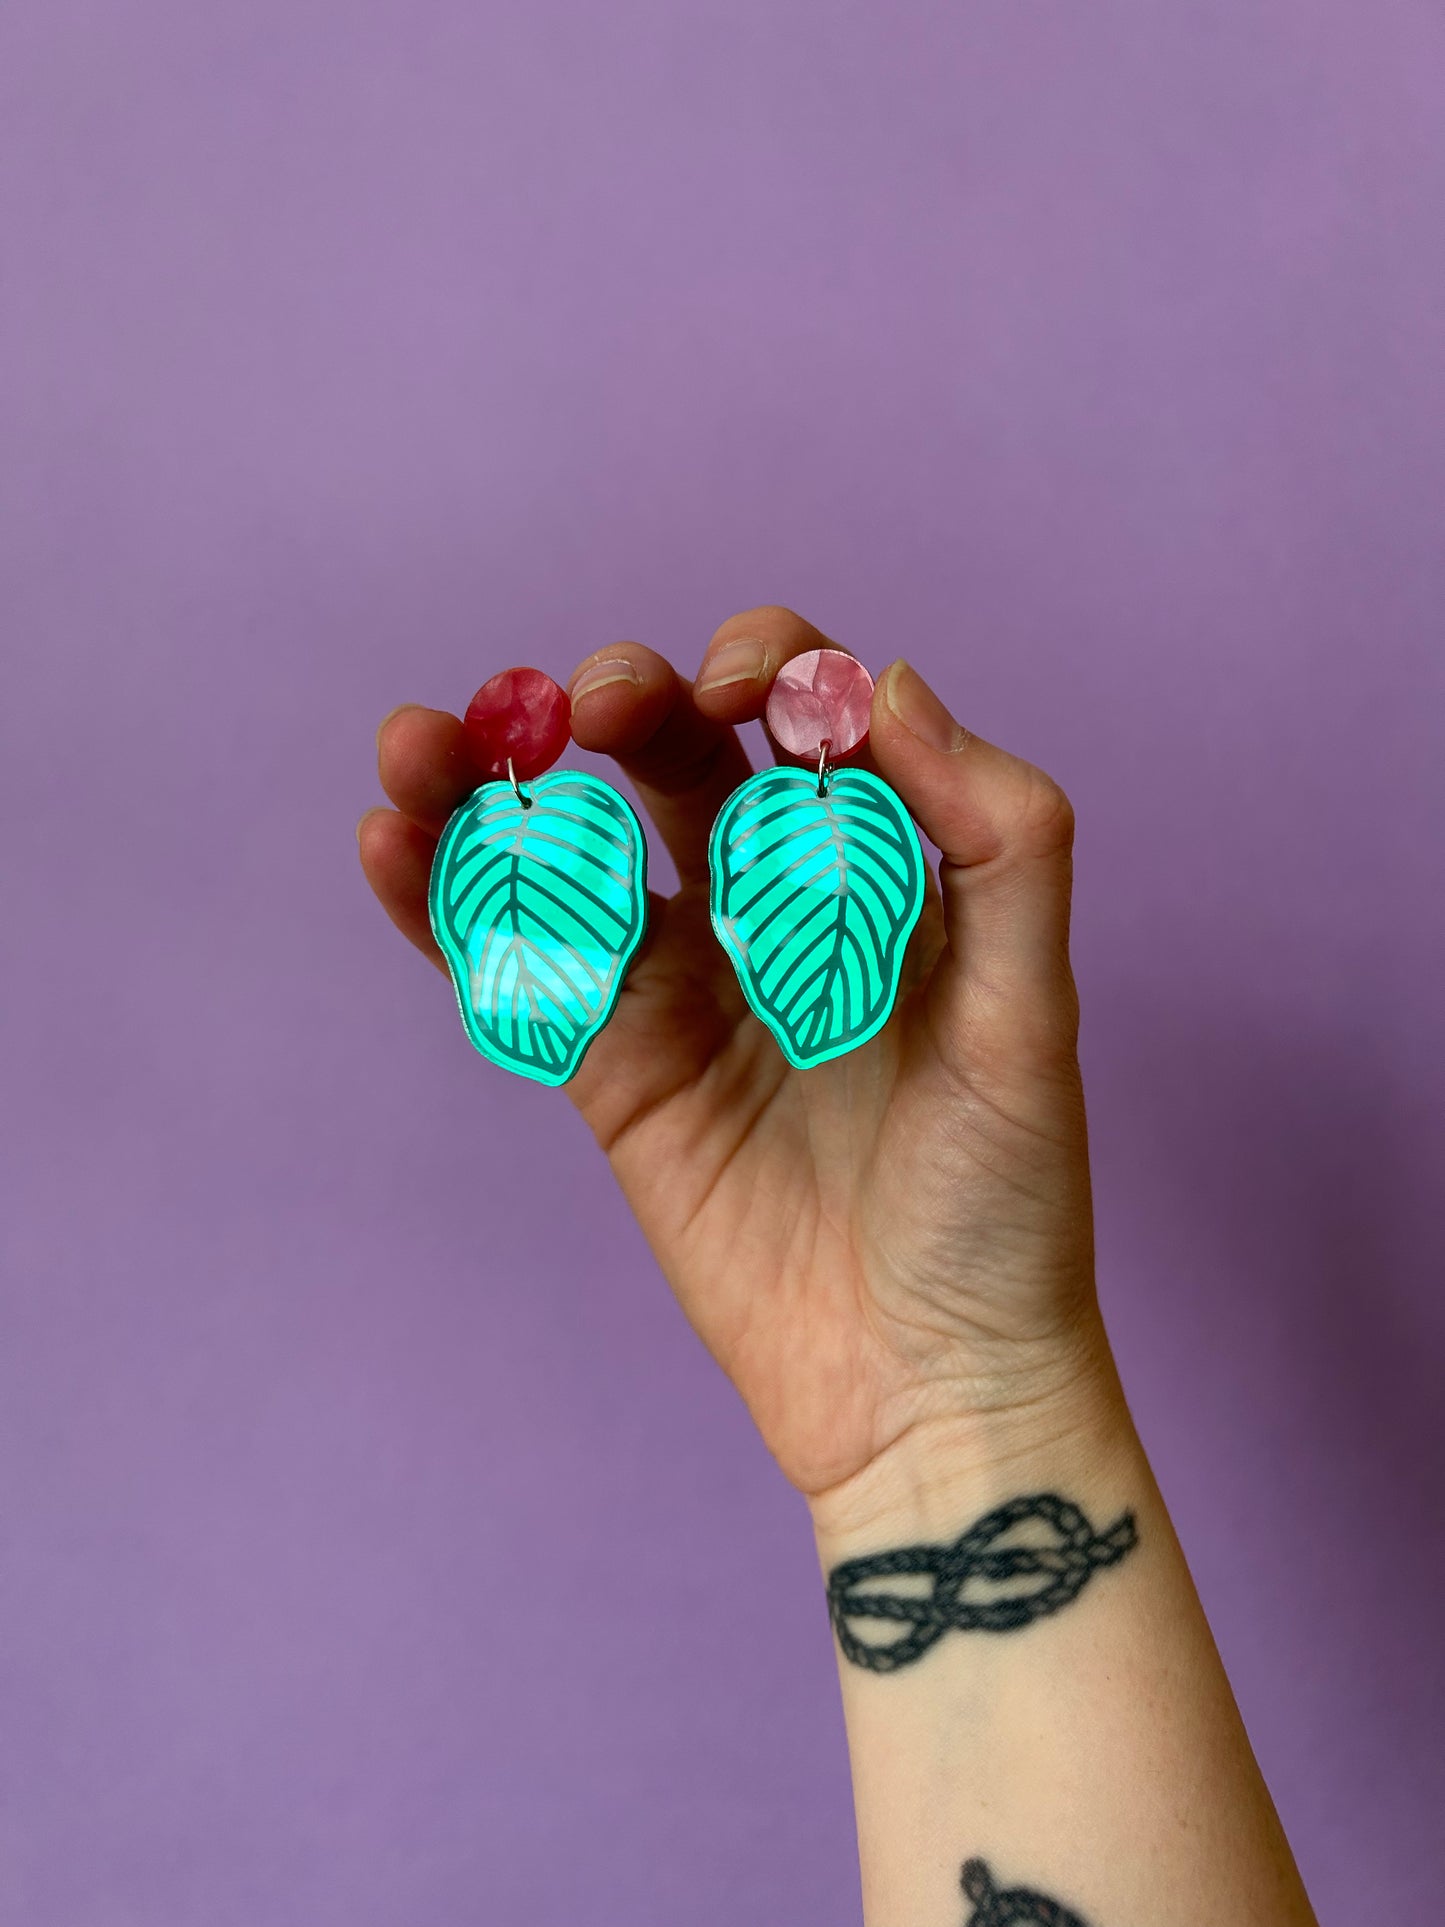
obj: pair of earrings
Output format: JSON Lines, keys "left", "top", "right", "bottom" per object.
{"left": 428, "top": 650, "right": 926, "bottom": 1086}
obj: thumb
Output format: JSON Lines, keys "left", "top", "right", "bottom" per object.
{"left": 869, "top": 658, "right": 1080, "bottom": 1071}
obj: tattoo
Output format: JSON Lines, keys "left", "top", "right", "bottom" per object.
{"left": 826, "top": 1492, "right": 1137, "bottom": 1672}
{"left": 961, "top": 1858, "right": 1091, "bottom": 1926}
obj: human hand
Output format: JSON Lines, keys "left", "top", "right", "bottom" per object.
{"left": 360, "top": 607, "right": 1119, "bottom": 1523}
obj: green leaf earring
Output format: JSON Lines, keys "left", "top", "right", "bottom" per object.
{"left": 428, "top": 668, "right": 648, "bottom": 1086}
{"left": 709, "top": 650, "right": 925, "bottom": 1069}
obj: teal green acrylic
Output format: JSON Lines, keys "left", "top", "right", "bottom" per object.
{"left": 429, "top": 769, "right": 648, "bottom": 1086}
{"left": 709, "top": 765, "right": 925, "bottom": 1069}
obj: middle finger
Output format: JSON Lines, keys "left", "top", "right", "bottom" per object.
{"left": 567, "top": 641, "right": 752, "bottom": 885}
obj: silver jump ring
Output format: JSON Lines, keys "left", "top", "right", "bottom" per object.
{"left": 817, "top": 738, "right": 833, "bottom": 797}
{"left": 507, "top": 756, "right": 532, "bottom": 809}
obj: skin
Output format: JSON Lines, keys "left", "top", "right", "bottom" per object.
{"left": 358, "top": 608, "right": 1319, "bottom": 1923}
{"left": 358, "top": 605, "right": 1109, "bottom": 1514}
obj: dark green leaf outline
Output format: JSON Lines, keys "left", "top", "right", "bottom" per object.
{"left": 429, "top": 770, "right": 648, "bottom": 1085}
{"left": 709, "top": 765, "right": 924, "bottom": 1068}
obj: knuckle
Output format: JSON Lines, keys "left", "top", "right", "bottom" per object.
{"left": 960, "top": 982, "right": 1084, "bottom": 1091}
{"left": 1014, "top": 768, "right": 1075, "bottom": 854}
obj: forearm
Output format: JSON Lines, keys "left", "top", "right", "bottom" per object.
{"left": 810, "top": 1363, "right": 1316, "bottom": 1927}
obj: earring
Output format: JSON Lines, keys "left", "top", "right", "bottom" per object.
{"left": 428, "top": 668, "right": 648, "bottom": 1086}
{"left": 709, "top": 649, "right": 925, "bottom": 1069}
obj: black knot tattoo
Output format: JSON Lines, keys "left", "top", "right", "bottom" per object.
{"left": 826, "top": 1492, "right": 1138, "bottom": 1672}
{"left": 961, "top": 1858, "right": 1090, "bottom": 1926}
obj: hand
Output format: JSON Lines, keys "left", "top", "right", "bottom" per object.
{"left": 359, "top": 607, "right": 1116, "bottom": 1517}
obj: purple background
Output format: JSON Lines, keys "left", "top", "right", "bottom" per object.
{"left": 3, "top": 2, "right": 1442, "bottom": 1921}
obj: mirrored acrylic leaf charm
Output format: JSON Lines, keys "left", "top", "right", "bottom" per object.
{"left": 710, "top": 651, "right": 925, "bottom": 1069}
{"left": 428, "top": 670, "right": 648, "bottom": 1086}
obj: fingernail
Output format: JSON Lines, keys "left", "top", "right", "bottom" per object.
{"left": 696, "top": 637, "right": 768, "bottom": 693}
{"left": 376, "top": 702, "right": 421, "bottom": 746}
{"left": 882, "top": 659, "right": 964, "bottom": 753}
{"left": 571, "top": 657, "right": 641, "bottom": 702}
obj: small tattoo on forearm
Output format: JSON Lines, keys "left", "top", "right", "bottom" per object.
{"left": 826, "top": 1492, "right": 1137, "bottom": 1672}
{"left": 961, "top": 1858, "right": 1091, "bottom": 1926}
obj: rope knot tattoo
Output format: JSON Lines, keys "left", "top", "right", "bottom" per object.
{"left": 826, "top": 1493, "right": 1138, "bottom": 1672}
{"left": 961, "top": 1858, "right": 1089, "bottom": 1927}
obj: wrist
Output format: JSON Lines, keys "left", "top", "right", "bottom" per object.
{"left": 806, "top": 1328, "right": 1138, "bottom": 1552}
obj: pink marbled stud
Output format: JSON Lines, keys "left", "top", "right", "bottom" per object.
{"left": 764, "top": 648, "right": 875, "bottom": 760}
{"left": 462, "top": 667, "right": 572, "bottom": 781}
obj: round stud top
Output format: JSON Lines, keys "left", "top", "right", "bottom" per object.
{"left": 765, "top": 648, "right": 874, "bottom": 760}
{"left": 462, "top": 667, "right": 572, "bottom": 781}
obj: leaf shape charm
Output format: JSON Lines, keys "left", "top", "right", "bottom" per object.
{"left": 429, "top": 771, "right": 648, "bottom": 1086}
{"left": 709, "top": 766, "right": 925, "bottom": 1069}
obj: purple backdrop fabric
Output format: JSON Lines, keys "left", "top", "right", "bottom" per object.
{"left": 2, "top": 2, "right": 1442, "bottom": 1921}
